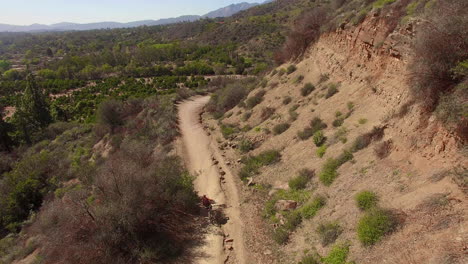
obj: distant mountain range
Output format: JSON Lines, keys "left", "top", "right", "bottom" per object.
{"left": 0, "top": 2, "right": 261, "bottom": 33}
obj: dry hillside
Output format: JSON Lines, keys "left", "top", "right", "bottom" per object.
{"left": 202, "top": 8, "right": 467, "bottom": 264}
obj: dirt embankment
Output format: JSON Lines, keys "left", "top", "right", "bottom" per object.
{"left": 202, "top": 13, "right": 467, "bottom": 264}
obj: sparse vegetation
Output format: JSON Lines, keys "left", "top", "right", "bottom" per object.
{"left": 301, "top": 196, "right": 326, "bottom": 219}
{"left": 273, "top": 227, "right": 289, "bottom": 245}
{"left": 285, "top": 211, "right": 303, "bottom": 231}
{"left": 374, "top": 140, "right": 393, "bottom": 159}
{"left": 357, "top": 208, "right": 397, "bottom": 246}
{"left": 294, "top": 75, "right": 305, "bottom": 84}
{"left": 287, "top": 65, "right": 297, "bottom": 75}
{"left": 242, "top": 111, "right": 252, "bottom": 121}
{"left": 321, "top": 243, "right": 350, "bottom": 264}
{"left": 313, "top": 131, "right": 326, "bottom": 147}
{"left": 316, "top": 145, "right": 327, "bottom": 158}
{"left": 274, "top": 8, "right": 329, "bottom": 63}
{"left": 319, "top": 73, "right": 330, "bottom": 84}
{"left": 239, "top": 150, "right": 281, "bottom": 179}
{"left": 289, "top": 169, "right": 314, "bottom": 190}
{"left": 355, "top": 191, "right": 379, "bottom": 211}
{"left": 207, "top": 79, "right": 255, "bottom": 118}
{"left": 332, "top": 118, "right": 344, "bottom": 127}
{"left": 325, "top": 84, "right": 339, "bottom": 99}
{"left": 240, "top": 139, "right": 254, "bottom": 153}
{"left": 245, "top": 90, "right": 266, "bottom": 109}
{"left": 283, "top": 96, "right": 292, "bottom": 105}
{"left": 408, "top": 0, "right": 467, "bottom": 139}
{"left": 351, "top": 126, "right": 385, "bottom": 153}
{"left": 319, "top": 158, "right": 340, "bottom": 186}
{"left": 261, "top": 107, "right": 275, "bottom": 121}
{"left": 299, "top": 117, "right": 327, "bottom": 140}
{"left": 299, "top": 254, "right": 321, "bottom": 264}
{"left": 301, "top": 83, "right": 315, "bottom": 96}
{"left": 273, "top": 123, "right": 291, "bottom": 135}
{"left": 373, "top": 0, "right": 396, "bottom": 9}
{"left": 221, "top": 124, "right": 238, "bottom": 139}
{"left": 317, "top": 222, "right": 342, "bottom": 246}
{"left": 289, "top": 110, "right": 299, "bottom": 121}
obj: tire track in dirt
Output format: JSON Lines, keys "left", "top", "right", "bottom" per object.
{"left": 178, "top": 96, "right": 247, "bottom": 264}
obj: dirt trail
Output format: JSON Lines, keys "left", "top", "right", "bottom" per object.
{"left": 178, "top": 96, "right": 247, "bottom": 264}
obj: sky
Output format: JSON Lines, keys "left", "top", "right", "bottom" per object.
{"left": 0, "top": 0, "right": 260, "bottom": 25}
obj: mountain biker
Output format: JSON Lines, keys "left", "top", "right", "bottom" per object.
{"left": 201, "top": 195, "right": 213, "bottom": 209}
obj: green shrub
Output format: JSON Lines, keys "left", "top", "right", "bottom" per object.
{"left": 285, "top": 210, "right": 303, "bottom": 231}
{"left": 358, "top": 118, "right": 368, "bottom": 125}
{"left": 290, "top": 104, "right": 300, "bottom": 112}
{"left": 294, "top": 75, "right": 305, "bottom": 84}
{"left": 298, "top": 127, "right": 314, "bottom": 140}
{"left": 283, "top": 96, "right": 292, "bottom": 105}
{"left": 264, "top": 189, "right": 311, "bottom": 219}
{"left": 317, "top": 222, "right": 342, "bottom": 246}
{"left": 301, "top": 196, "right": 326, "bottom": 219}
{"left": 332, "top": 118, "right": 344, "bottom": 127}
{"left": 289, "top": 169, "right": 314, "bottom": 190}
{"left": 319, "top": 158, "right": 340, "bottom": 186}
{"left": 351, "top": 127, "right": 386, "bottom": 152}
{"left": 299, "top": 254, "right": 321, "bottom": 264}
{"left": 355, "top": 191, "right": 378, "bottom": 211}
{"left": 316, "top": 145, "right": 327, "bottom": 158}
{"left": 273, "top": 123, "right": 291, "bottom": 135}
{"left": 239, "top": 139, "right": 254, "bottom": 153}
{"left": 298, "top": 117, "right": 327, "bottom": 141}
{"left": 239, "top": 150, "right": 281, "bottom": 179}
{"left": 273, "top": 227, "right": 289, "bottom": 244}
{"left": 301, "top": 83, "right": 315, "bottom": 96}
{"left": 435, "top": 82, "right": 468, "bottom": 137}
{"left": 357, "top": 208, "right": 397, "bottom": 246}
{"left": 206, "top": 80, "right": 250, "bottom": 116}
{"left": 287, "top": 65, "right": 297, "bottom": 74}
{"left": 278, "top": 68, "right": 286, "bottom": 76}
{"left": 325, "top": 84, "right": 339, "bottom": 99}
{"left": 241, "top": 111, "right": 252, "bottom": 121}
{"left": 332, "top": 127, "right": 348, "bottom": 145}
{"left": 97, "top": 99, "right": 124, "bottom": 133}
{"left": 373, "top": 0, "right": 396, "bottom": 9}
{"left": 336, "top": 150, "right": 353, "bottom": 166}
{"left": 321, "top": 244, "right": 350, "bottom": 264}
{"left": 289, "top": 110, "right": 299, "bottom": 121}
{"left": 352, "top": 127, "right": 387, "bottom": 152}
{"left": 310, "top": 117, "right": 327, "bottom": 132}
{"left": 313, "top": 131, "right": 326, "bottom": 147}
{"left": 221, "top": 124, "right": 238, "bottom": 139}
{"left": 245, "top": 90, "right": 265, "bottom": 109}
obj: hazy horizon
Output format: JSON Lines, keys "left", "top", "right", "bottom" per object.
{"left": 0, "top": 0, "right": 260, "bottom": 26}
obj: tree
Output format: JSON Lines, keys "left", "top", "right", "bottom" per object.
{"left": 0, "top": 106, "right": 13, "bottom": 152}
{"left": 46, "top": 48, "right": 53, "bottom": 57}
{"left": 13, "top": 74, "right": 52, "bottom": 143}
{"left": 97, "top": 99, "right": 123, "bottom": 133}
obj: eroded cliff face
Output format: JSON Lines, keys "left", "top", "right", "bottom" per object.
{"left": 206, "top": 11, "right": 467, "bottom": 263}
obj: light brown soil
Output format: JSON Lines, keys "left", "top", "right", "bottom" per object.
{"left": 205, "top": 14, "right": 467, "bottom": 264}
{"left": 178, "top": 96, "right": 248, "bottom": 264}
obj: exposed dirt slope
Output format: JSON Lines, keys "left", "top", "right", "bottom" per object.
{"left": 204, "top": 14, "right": 467, "bottom": 263}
